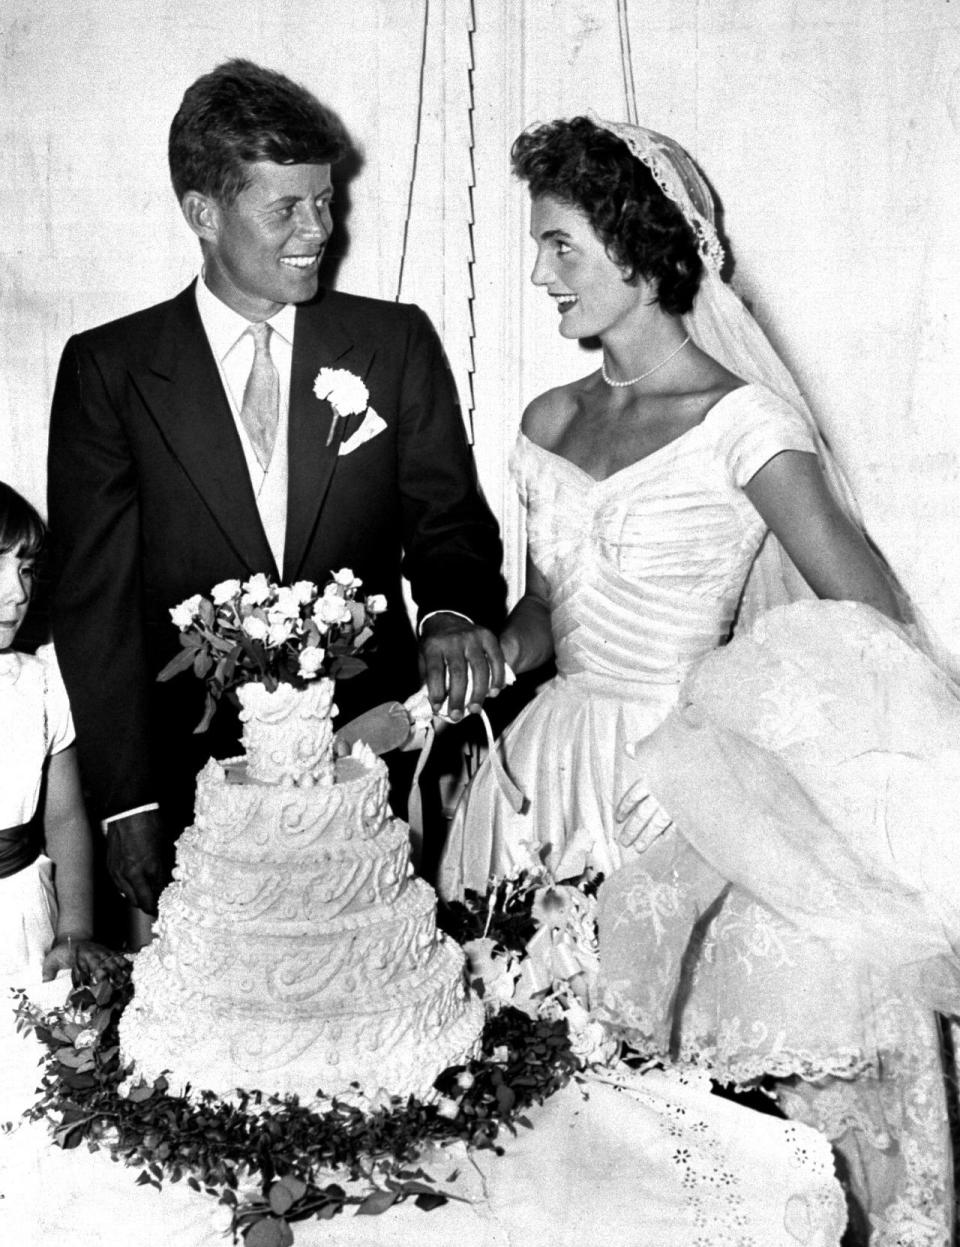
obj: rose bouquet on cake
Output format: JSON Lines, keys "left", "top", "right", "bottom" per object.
{"left": 159, "top": 569, "right": 386, "bottom": 729}
{"left": 159, "top": 569, "right": 386, "bottom": 786}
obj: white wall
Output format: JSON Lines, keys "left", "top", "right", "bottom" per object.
{"left": 4, "top": 1, "right": 960, "bottom": 646}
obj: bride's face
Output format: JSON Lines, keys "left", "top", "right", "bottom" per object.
{"left": 529, "top": 195, "right": 648, "bottom": 340}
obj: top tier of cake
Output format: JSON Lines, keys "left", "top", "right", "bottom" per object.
{"left": 237, "top": 676, "right": 337, "bottom": 787}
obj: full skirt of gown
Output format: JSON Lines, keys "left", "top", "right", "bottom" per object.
{"left": 446, "top": 598, "right": 960, "bottom": 1244}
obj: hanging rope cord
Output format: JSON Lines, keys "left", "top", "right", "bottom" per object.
{"left": 616, "top": 0, "right": 638, "bottom": 125}
{"left": 394, "top": 0, "right": 430, "bottom": 302}
{"left": 386, "top": 0, "right": 525, "bottom": 826}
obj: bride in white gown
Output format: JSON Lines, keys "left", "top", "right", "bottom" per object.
{"left": 440, "top": 116, "right": 959, "bottom": 1245}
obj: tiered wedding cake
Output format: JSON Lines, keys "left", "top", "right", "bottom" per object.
{"left": 119, "top": 677, "right": 483, "bottom": 1104}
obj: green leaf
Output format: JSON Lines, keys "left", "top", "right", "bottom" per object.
{"left": 414, "top": 1192, "right": 448, "bottom": 1212}
{"left": 127, "top": 1082, "right": 154, "bottom": 1103}
{"left": 495, "top": 1083, "right": 516, "bottom": 1114}
{"left": 55, "top": 1047, "right": 95, "bottom": 1070}
{"left": 157, "top": 645, "right": 202, "bottom": 682}
{"left": 244, "top": 1216, "right": 293, "bottom": 1247}
{"left": 355, "top": 1189, "right": 398, "bottom": 1216}
{"left": 194, "top": 690, "right": 219, "bottom": 735}
{"left": 193, "top": 650, "right": 214, "bottom": 679}
{"left": 268, "top": 1182, "right": 294, "bottom": 1216}
{"left": 328, "top": 655, "right": 367, "bottom": 680}
{"left": 398, "top": 1179, "right": 440, "bottom": 1197}
{"left": 278, "top": 1175, "right": 307, "bottom": 1202}
{"left": 54, "top": 1123, "right": 84, "bottom": 1149}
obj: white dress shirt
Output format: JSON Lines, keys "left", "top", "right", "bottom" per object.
{"left": 194, "top": 276, "right": 295, "bottom": 572}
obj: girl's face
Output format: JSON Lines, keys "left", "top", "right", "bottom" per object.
{"left": 0, "top": 546, "right": 34, "bottom": 651}
{"left": 528, "top": 194, "right": 649, "bottom": 340}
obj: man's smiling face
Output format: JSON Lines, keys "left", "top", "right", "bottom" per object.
{"left": 201, "top": 160, "right": 333, "bottom": 319}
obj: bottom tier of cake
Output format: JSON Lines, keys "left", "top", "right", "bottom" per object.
{"left": 119, "top": 935, "right": 483, "bottom": 1105}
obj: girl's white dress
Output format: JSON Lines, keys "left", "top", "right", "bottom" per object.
{"left": 0, "top": 644, "right": 74, "bottom": 1128}
{"left": 440, "top": 384, "right": 960, "bottom": 1244}
{"left": 0, "top": 644, "right": 73, "bottom": 983}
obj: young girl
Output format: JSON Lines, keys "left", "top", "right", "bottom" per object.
{"left": 0, "top": 482, "right": 119, "bottom": 985}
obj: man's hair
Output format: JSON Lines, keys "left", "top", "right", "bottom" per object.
{"left": 169, "top": 59, "right": 349, "bottom": 203}
{"left": 511, "top": 116, "right": 703, "bottom": 317}
{"left": 0, "top": 482, "right": 45, "bottom": 560}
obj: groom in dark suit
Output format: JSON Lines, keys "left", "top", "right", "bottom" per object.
{"left": 47, "top": 60, "right": 505, "bottom": 921}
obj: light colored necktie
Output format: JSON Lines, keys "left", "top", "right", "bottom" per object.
{"left": 239, "top": 321, "right": 279, "bottom": 469}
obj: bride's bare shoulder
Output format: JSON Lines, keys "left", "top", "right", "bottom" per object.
{"left": 520, "top": 378, "right": 587, "bottom": 449}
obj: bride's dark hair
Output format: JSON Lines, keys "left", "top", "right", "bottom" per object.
{"left": 511, "top": 116, "right": 702, "bottom": 316}
{"left": 0, "top": 482, "right": 45, "bottom": 559}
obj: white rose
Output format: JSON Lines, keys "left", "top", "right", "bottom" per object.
{"left": 435, "top": 1096, "right": 460, "bottom": 1120}
{"left": 314, "top": 596, "right": 352, "bottom": 627}
{"left": 271, "top": 587, "right": 301, "bottom": 621}
{"left": 169, "top": 594, "right": 203, "bottom": 630}
{"left": 74, "top": 1027, "right": 99, "bottom": 1049}
{"left": 298, "top": 646, "right": 326, "bottom": 678}
{"left": 332, "top": 567, "right": 362, "bottom": 590}
{"left": 313, "top": 368, "right": 369, "bottom": 416}
{"left": 564, "top": 1004, "right": 616, "bottom": 1068}
{"left": 242, "top": 573, "right": 273, "bottom": 606}
{"left": 242, "top": 616, "right": 269, "bottom": 641}
{"left": 267, "top": 620, "right": 294, "bottom": 647}
{"left": 366, "top": 593, "right": 388, "bottom": 615}
{"left": 463, "top": 936, "right": 520, "bottom": 1007}
{"left": 210, "top": 579, "right": 242, "bottom": 606}
{"left": 291, "top": 580, "right": 317, "bottom": 605}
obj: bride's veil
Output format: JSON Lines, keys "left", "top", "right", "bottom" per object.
{"left": 590, "top": 114, "right": 926, "bottom": 645}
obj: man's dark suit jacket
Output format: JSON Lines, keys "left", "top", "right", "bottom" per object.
{"left": 47, "top": 282, "right": 504, "bottom": 832}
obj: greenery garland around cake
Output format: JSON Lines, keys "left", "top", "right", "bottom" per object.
{"left": 14, "top": 864, "right": 612, "bottom": 1246}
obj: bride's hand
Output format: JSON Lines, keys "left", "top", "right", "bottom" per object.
{"left": 499, "top": 631, "right": 522, "bottom": 673}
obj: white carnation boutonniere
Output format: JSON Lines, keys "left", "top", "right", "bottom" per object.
{"left": 313, "top": 367, "right": 369, "bottom": 447}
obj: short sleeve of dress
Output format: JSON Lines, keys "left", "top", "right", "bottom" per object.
{"left": 714, "top": 386, "right": 817, "bottom": 489}
{"left": 37, "top": 643, "right": 76, "bottom": 756}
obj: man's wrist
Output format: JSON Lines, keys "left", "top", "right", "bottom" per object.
{"left": 418, "top": 609, "right": 475, "bottom": 637}
{"left": 101, "top": 803, "right": 160, "bottom": 835}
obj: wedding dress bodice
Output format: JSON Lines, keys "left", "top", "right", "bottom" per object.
{"left": 513, "top": 384, "right": 813, "bottom": 711}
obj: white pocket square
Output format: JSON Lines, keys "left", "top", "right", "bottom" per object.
{"left": 338, "top": 408, "right": 386, "bottom": 456}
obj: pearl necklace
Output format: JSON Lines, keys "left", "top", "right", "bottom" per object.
{"left": 600, "top": 335, "right": 691, "bottom": 387}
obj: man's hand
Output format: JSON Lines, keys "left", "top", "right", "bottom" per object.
{"left": 419, "top": 613, "right": 506, "bottom": 721}
{"left": 105, "top": 808, "right": 170, "bottom": 916}
{"left": 42, "top": 936, "right": 128, "bottom": 983}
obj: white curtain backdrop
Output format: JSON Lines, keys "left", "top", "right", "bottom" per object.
{"left": 2, "top": 0, "right": 960, "bottom": 646}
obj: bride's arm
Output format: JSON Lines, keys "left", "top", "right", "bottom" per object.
{"left": 744, "top": 449, "right": 904, "bottom": 621}
{"left": 499, "top": 555, "right": 555, "bottom": 675}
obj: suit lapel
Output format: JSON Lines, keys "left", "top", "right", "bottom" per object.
{"left": 284, "top": 295, "right": 374, "bottom": 580}
{"left": 130, "top": 284, "right": 277, "bottom": 577}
